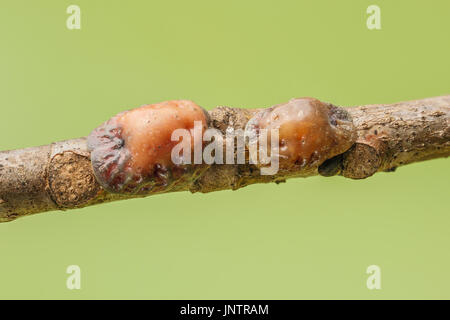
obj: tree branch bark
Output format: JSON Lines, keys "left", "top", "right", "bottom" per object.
{"left": 0, "top": 95, "right": 448, "bottom": 222}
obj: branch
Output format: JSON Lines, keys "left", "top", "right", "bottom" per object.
{"left": 0, "top": 96, "right": 448, "bottom": 222}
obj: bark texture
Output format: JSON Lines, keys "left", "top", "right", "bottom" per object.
{"left": 0, "top": 96, "right": 449, "bottom": 222}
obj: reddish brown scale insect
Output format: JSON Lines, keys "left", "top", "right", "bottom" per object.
{"left": 245, "top": 97, "right": 355, "bottom": 175}
{"left": 88, "top": 100, "right": 210, "bottom": 194}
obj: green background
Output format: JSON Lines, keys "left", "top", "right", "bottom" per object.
{"left": 0, "top": 0, "right": 449, "bottom": 299}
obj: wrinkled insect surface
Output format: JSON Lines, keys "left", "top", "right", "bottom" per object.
{"left": 88, "top": 100, "right": 210, "bottom": 194}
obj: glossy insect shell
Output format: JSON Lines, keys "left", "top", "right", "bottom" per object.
{"left": 245, "top": 97, "right": 355, "bottom": 175}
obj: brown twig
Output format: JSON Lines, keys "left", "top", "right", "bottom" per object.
{"left": 0, "top": 95, "right": 448, "bottom": 222}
